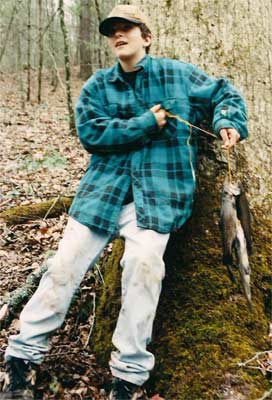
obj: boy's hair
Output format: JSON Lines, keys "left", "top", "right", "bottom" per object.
{"left": 139, "top": 23, "right": 152, "bottom": 54}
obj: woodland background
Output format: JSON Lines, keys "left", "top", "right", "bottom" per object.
{"left": 0, "top": 0, "right": 271, "bottom": 399}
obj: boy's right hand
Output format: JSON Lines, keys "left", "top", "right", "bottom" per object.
{"left": 150, "top": 104, "right": 167, "bottom": 129}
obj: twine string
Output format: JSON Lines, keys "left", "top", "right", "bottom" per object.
{"left": 165, "top": 110, "right": 232, "bottom": 181}
{"left": 165, "top": 111, "right": 217, "bottom": 138}
{"left": 187, "top": 123, "right": 196, "bottom": 182}
{"left": 227, "top": 148, "right": 232, "bottom": 183}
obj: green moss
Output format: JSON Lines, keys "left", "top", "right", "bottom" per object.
{"left": 92, "top": 239, "right": 124, "bottom": 365}
{"left": 92, "top": 167, "right": 271, "bottom": 398}
{"left": 149, "top": 173, "right": 271, "bottom": 399}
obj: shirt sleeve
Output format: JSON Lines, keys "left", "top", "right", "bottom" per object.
{"left": 185, "top": 64, "right": 248, "bottom": 140}
{"left": 75, "top": 73, "right": 158, "bottom": 154}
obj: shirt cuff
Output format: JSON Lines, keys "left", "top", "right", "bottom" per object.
{"left": 213, "top": 119, "right": 238, "bottom": 137}
{"left": 138, "top": 110, "right": 159, "bottom": 136}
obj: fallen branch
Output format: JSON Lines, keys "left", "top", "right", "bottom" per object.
{"left": 0, "top": 196, "right": 73, "bottom": 225}
{"left": 0, "top": 259, "right": 52, "bottom": 326}
{"left": 0, "top": 242, "right": 110, "bottom": 328}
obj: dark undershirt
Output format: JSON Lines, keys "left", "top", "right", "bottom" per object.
{"left": 121, "top": 69, "right": 138, "bottom": 89}
{"left": 121, "top": 69, "right": 139, "bottom": 205}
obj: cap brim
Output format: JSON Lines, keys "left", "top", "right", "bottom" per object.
{"left": 99, "top": 17, "right": 141, "bottom": 36}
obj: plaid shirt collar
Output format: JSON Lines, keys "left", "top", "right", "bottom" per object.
{"left": 108, "top": 54, "right": 150, "bottom": 83}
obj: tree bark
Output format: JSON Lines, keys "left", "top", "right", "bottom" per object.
{"left": 27, "top": 0, "right": 31, "bottom": 102}
{"left": 94, "top": 0, "right": 103, "bottom": 68}
{"left": 37, "top": 0, "right": 43, "bottom": 104}
{"left": 48, "top": 0, "right": 58, "bottom": 89}
{"left": 16, "top": 22, "right": 25, "bottom": 110}
{"left": 58, "top": 0, "right": 76, "bottom": 134}
{"left": 79, "top": 0, "right": 92, "bottom": 79}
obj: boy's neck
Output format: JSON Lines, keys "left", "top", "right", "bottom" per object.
{"left": 118, "top": 52, "right": 146, "bottom": 72}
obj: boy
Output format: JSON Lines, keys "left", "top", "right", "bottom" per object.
{"left": 1, "top": 5, "right": 247, "bottom": 400}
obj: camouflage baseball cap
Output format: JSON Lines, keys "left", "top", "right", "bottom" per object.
{"left": 99, "top": 4, "right": 150, "bottom": 36}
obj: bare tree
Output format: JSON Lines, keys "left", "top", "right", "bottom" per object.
{"left": 58, "top": 0, "right": 75, "bottom": 134}
{"left": 27, "top": 0, "right": 32, "bottom": 102}
{"left": 0, "top": 0, "right": 23, "bottom": 65}
{"left": 37, "top": 0, "right": 44, "bottom": 103}
{"left": 46, "top": 0, "right": 58, "bottom": 90}
{"left": 94, "top": 0, "right": 103, "bottom": 68}
{"left": 79, "top": 0, "right": 92, "bottom": 79}
{"left": 16, "top": 21, "right": 25, "bottom": 110}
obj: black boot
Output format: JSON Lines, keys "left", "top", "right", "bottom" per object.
{"left": 0, "top": 357, "right": 37, "bottom": 399}
{"left": 108, "top": 378, "right": 140, "bottom": 400}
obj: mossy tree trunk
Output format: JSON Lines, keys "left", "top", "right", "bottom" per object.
{"left": 92, "top": 1, "right": 272, "bottom": 399}
{"left": 93, "top": 157, "right": 271, "bottom": 399}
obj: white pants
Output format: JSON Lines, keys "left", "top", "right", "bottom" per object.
{"left": 5, "top": 203, "right": 170, "bottom": 385}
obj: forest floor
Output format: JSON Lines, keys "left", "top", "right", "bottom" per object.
{"left": 0, "top": 69, "right": 158, "bottom": 399}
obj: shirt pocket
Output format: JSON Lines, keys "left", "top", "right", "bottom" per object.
{"left": 162, "top": 98, "right": 192, "bottom": 120}
{"left": 161, "top": 97, "right": 199, "bottom": 140}
{"left": 108, "top": 103, "right": 138, "bottom": 119}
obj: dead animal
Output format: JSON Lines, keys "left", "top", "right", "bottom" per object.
{"left": 220, "top": 180, "right": 253, "bottom": 308}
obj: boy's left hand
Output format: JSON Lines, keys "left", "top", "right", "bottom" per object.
{"left": 219, "top": 128, "right": 240, "bottom": 149}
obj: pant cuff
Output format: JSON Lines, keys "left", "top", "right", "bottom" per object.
{"left": 110, "top": 366, "right": 149, "bottom": 386}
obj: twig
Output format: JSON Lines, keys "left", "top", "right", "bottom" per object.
{"left": 0, "top": 198, "right": 13, "bottom": 208}
{"left": 84, "top": 292, "right": 96, "bottom": 349}
{"left": 237, "top": 351, "right": 272, "bottom": 367}
{"left": 95, "top": 263, "right": 105, "bottom": 285}
{"left": 43, "top": 195, "right": 60, "bottom": 220}
{"left": 46, "top": 46, "right": 66, "bottom": 94}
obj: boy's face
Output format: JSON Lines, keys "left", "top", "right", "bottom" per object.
{"left": 107, "top": 22, "right": 151, "bottom": 63}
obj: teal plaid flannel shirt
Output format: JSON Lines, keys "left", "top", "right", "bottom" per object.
{"left": 69, "top": 55, "right": 248, "bottom": 234}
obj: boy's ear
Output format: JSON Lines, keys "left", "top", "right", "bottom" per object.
{"left": 143, "top": 33, "right": 152, "bottom": 48}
